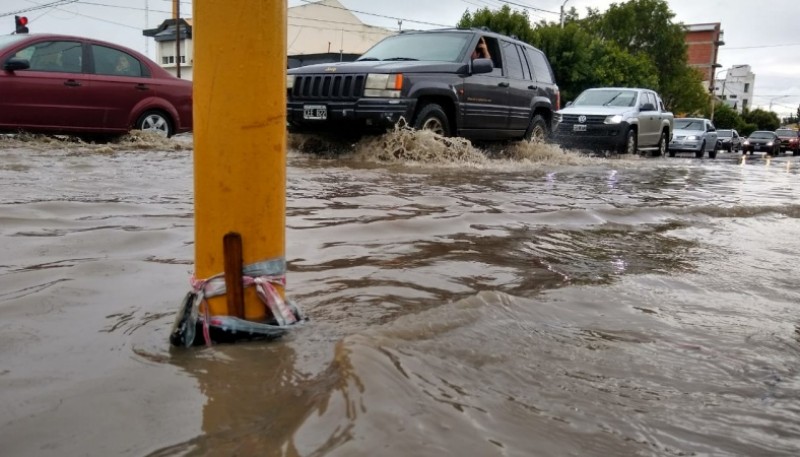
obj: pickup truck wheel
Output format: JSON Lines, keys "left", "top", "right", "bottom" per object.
{"left": 695, "top": 141, "right": 705, "bottom": 158}
{"left": 709, "top": 149, "right": 717, "bottom": 159}
{"left": 524, "top": 114, "right": 548, "bottom": 143}
{"left": 619, "top": 128, "right": 636, "bottom": 154}
{"left": 413, "top": 103, "right": 450, "bottom": 136}
{"left": 655, "top": 130, "right": 667, "bottom": 157}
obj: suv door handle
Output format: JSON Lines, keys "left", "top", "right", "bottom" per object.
{"left": 135, "top": 83, "right": 149, "bottom": 91}
{"left": 64, "top": 80, "right": 81, "bottom": 87}
{"left": 498, "top": 82, "right": 509, "bottom": 88}
{"left": 528, "top": 85, "right": 538, "bottom": 90}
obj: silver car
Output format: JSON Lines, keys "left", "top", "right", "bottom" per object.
{"left": 668, "top": 117, "right": 719, "bottom": 159}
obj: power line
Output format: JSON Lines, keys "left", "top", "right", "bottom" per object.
{"left": 0, "top": 0, "right": 79, "bottom": 18}
{"left": 723, "top": 43, "right": 800, "bottom": 50}
{"left": 298, "top": 0, "right": 452, "bottom": 28}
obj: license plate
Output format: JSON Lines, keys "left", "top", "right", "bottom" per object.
{"left": 573, "top": 124, "right": 587, "bottom": 132}
{"left": 303, "top": 105, "right": 327, "bottom": 120}
{"left": 754, "top": 145, "right": 760, "bottom": 150}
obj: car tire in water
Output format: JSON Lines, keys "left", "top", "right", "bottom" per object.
{"left": 524, "top": 114, "right": 548, "bottom": 143}
{"left": 654, "top": 130, "right": 667, "bottom": 157}
{"left": 619, "top": 128, "right": 637, "bottom": 154}
{"left": 695, "top": 141, "right": 705, "bottom": 159}
{"left": 136, "top": 110, "right": 173, "bottom": 138}
{"left": 413, "top": 103, "right": 450, "bottom": 136}
{"left": 709, "top": 149, "right": 717, "bottom": 159}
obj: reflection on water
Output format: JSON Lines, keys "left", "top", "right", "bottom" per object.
{"left": 1, "top": 131, "right": 799, "bottom": 456}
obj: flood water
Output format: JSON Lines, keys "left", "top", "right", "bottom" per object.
{"left": 1, "top": 130, "right": 799, "bottom": 457}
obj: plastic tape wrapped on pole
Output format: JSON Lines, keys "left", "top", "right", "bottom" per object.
{"left": 169, "top": 257, "right": 305, "bottom": 347}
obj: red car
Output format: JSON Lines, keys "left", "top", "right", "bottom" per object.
{"left": 0, "top": 33, "right": 192, "bottom": 139}
{"left": 775, "top": 128, "right": 800, "bottom": 154}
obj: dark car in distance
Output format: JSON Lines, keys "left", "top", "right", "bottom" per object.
{"left": 716, "top": 129, "right": 743, "bottom": 153}
{"left": 742, "top": 131, "right": 781, "bottom": 156}
{"left": 775, "top": 128, "right": 799, "bottom": 154}
{"left": 0, "top": 33, "right": 192, "bottom": 139}
{"left": 286, "top": 28, "right": 560, "bottom": 143}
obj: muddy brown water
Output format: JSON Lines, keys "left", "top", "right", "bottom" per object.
{"left": 1, "top": 131, "right": 799, "bottom": 456}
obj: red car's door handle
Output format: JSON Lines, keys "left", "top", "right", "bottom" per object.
{"left": 64, "top": 80, "right": 81, "bottom": 87}
{"left": 135, "top": 84, "right": 149, "bottom": 90}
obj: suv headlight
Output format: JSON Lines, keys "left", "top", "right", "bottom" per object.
{"left": 364, "top": 73, "right": 403, "bottom": 98}
{"left": 287, "top": 74, "right": 296, "bottom": 90}
{"left": 604, "top": 115, "right": 623, "bottom": 124}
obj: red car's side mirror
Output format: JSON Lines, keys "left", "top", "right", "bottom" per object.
{"left": 3, "top": 57, "right": 30, "bottom": 72}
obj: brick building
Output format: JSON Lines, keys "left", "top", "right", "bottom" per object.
{"left": 684, "top": 23, "right": 725, "bottom": 90}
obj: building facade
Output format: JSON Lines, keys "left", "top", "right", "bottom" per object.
{"left": 713, "top": 65, "right": 755, "bottom": 113}
{"left": 684, "top": 23, "right": 725, "bottom": 90}
{"left": 142, "top": 0, "right": 394, "bottom": 79}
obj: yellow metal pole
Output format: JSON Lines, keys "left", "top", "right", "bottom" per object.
{"left": 193, "top": 0, "right": 286, "bottom": 320}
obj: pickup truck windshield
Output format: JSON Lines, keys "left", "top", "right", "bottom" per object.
{"left": 573, "top": 89, "right": 637, "bottom": 107}
{"left": 674, "top": 119, "right": 703, "bottom": 130}
{"left": 358, "top": 32, "right": 471, "bottom": 63}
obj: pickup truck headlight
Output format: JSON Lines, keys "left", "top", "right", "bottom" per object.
{"left": 286, "top": 75, "right": 296, "bottom": 90}
{"left": 364, "top": 73, "right": 403, "bottom": 98}
{"left": 686, "top": 135, "right": 698, "bottom": 141}
{"left": 604, "top": 115, "right": 623, "bottom": 124}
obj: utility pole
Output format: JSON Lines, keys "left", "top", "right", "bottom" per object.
{"left": 398, "top": 20, "right": 402, "bottom": 32}
{"left": 174, "top": 0, "right": 181, "bottom": 78}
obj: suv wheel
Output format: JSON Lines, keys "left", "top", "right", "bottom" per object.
{"left": 524, "top": 114, "right": 548, "bottom": 143}
{"left": 619, "top": 128, "right": 636, "bottom": 154}
{"left": 413, "top": 103, "right": 450, "bottom": 136}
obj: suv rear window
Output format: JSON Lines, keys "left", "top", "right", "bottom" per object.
{"left": 525, "top": 48, "right": 554, "bottom": 84}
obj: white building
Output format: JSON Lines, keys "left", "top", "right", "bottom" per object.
{"left": 713, "top": 65, "right": 755, "bottom": 113}
{"left": 142, "top": 0, "right": 394, "bottom": 80}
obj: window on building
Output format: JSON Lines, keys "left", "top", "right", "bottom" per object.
{"left": 744, "top": 83, "right": 749, "bottom": 93}
{"left": 743, "top": 99, "right": 749, "bottom": 110}
{"left": 730, "top": 94, "right": 737, "bottom": 99}
{"left": 162, "top": 57, "right": 169, "bottom": 65}
{"left": 180, "top": 56, "right": 186, "bottom": 64}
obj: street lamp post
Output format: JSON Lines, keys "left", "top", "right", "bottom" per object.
{"left": 560, "top": 0, "right": 570, "bottom": 28}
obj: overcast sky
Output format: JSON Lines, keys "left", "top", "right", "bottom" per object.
{"left": 3, "top": 0, "right": 799, "bottom": 117}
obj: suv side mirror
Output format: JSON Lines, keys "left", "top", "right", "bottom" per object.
{"left": 641, "top": 103, "right": 656, "bottom": 111}
{"left": 565, "top": 101, "right": 573, "bottom": 107}
{"left": 471, "top": 58, "right": 493, "bottom": 75}
{"left": 3, "top": 57, "right": 30, "bottom": 72}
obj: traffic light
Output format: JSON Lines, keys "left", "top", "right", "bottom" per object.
{"left": 15, "top": 16, "right": 29, "bottom": 34}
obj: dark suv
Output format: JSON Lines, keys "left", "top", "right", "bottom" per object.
{"left": 286, "top": 28, "right": 560, "bottom": 142}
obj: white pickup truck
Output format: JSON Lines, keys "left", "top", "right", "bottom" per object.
{"left": 552, "top": 87, "right": 674, "bottom": 156}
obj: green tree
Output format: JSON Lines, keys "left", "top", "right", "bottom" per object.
{"left": 743, "top": 108, "right": 780, "bottom": 131}
{"left": 529, "top": 22, "right": 657, "bottom": 102}
{"left": 711, "top": 104, "right": 741, "bottom": 130}
{"left": 582, "top": 0, "right": 706, "bottom": 113}
{"left": 457, "top": 6, "right": 534, "bottom": 42}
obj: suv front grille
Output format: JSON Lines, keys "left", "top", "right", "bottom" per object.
{"left": 560, "top": 114, "right": 607, "bottom": 125}
{"left": 290, "top": 74, "right": 366, "bottom": 101}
